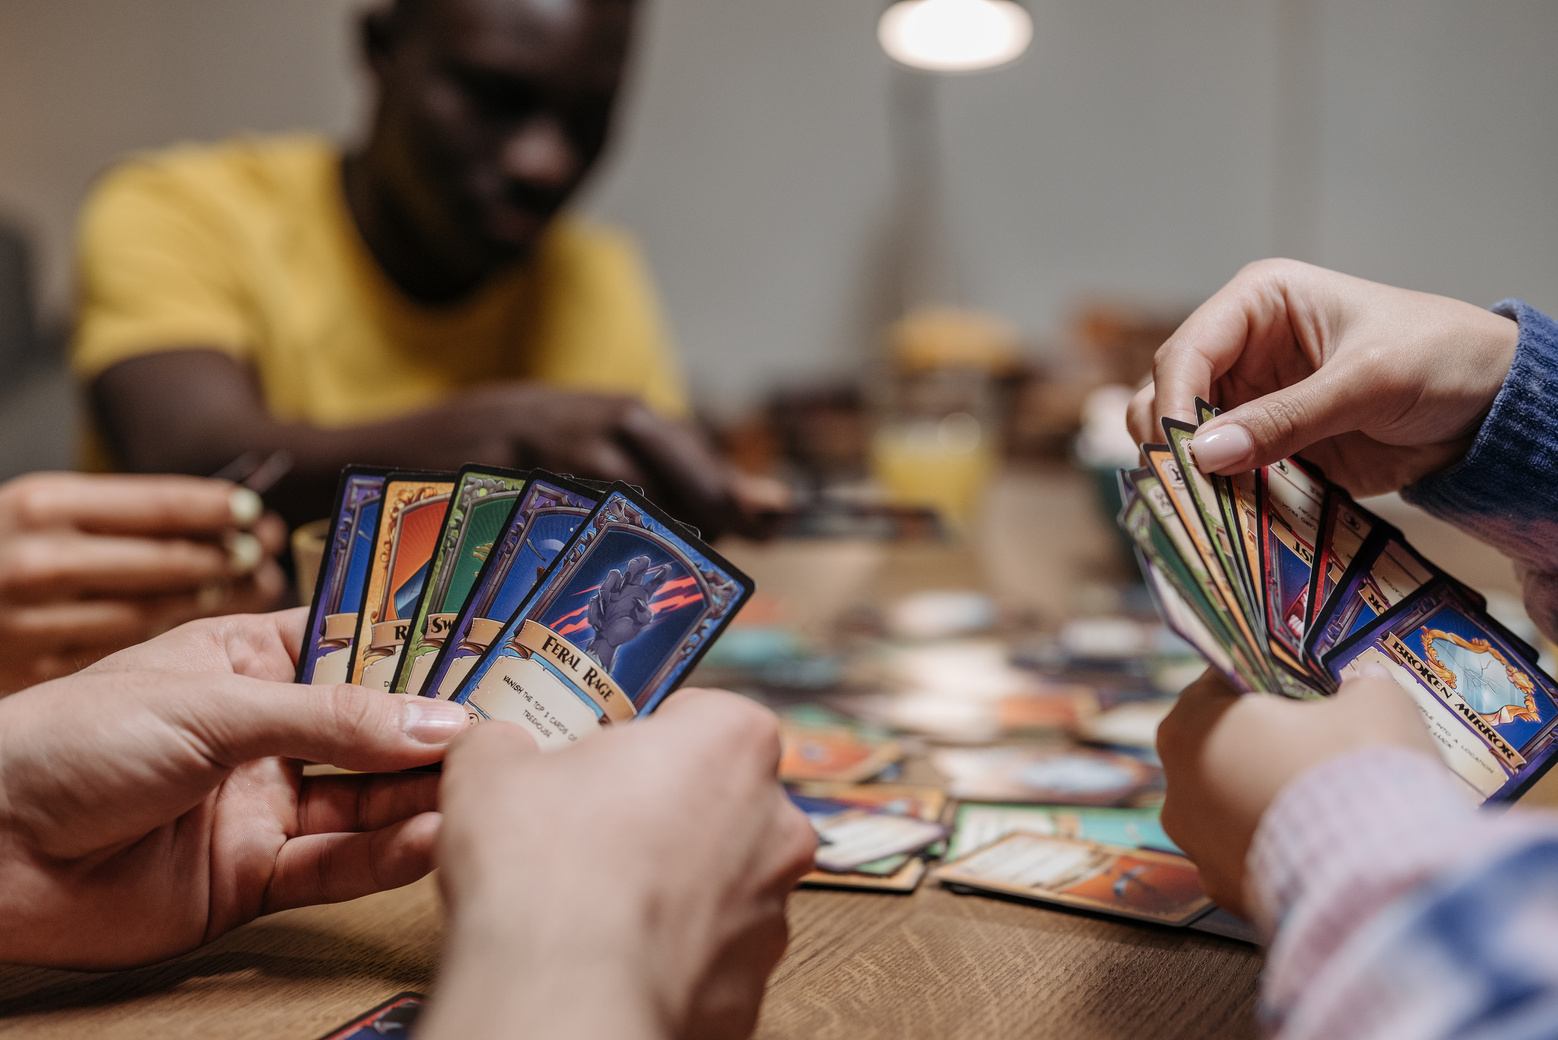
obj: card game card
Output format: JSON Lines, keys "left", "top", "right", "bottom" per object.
{"left": 450, "top": 486, "right": 754, "bottom": 748}
{"left": 391, "top": 466, "right": 530, "bottom": 697}
{"left": 809, "top": 809, "right": 947, "bottom": 872}
{"left": 789, "top": 782, "right": 946, "bottom": 892}
{"left": 297, "top": 468, "right": 390, "bottom": 685}
{"left": 930, "top": 746, "right": 1151, "bottom": 806}
{"left": 314, "top": 992, "right": 423, "bottom": 1039}
{"left": 945, "top": 803, "right": 1179, "bottom": 860}
{"left": 417, "top": 474, "right": 601, "bottom": 699}
{"left": 778, "top": 721, "right": 904, "bottom": 783}
{"left": 1326, "top": 580, "right": 1558, "bottom": 802}
{"left": 348, "top": 473, "right": 457, "bottom": 690}
{"left": 934, "top": 832, "right": 1213, "bottom": 926}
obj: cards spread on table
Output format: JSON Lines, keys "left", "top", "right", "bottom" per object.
{"left": 934, "top": 832, "right": 1213, "bottom": 926}
{"left": 300, "top": 467, "right": 754, "bottom": 749}
{"left": 1121, "top": 401, "right": 1558, "bottom": 803}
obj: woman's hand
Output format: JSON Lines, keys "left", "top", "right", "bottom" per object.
{"left": 0, "top": 472, "right": 288, "bottom": 690}
{"left": 0, "top": 608, "right": 466, "bottom": 968}
{"left": 1155, "top": 667, "right": 1439, "bottom": 917}
{"left": 1128, "top": 259, "right": 1518, "bottom": 496}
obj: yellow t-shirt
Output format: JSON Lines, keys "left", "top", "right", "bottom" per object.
{"left": 70, "top": 134, "right": 687, "bottom": 439}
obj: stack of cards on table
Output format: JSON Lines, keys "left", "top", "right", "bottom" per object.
{"left": 296, "top": 465, "right": 753, "bottom": 749}
{"left": 1120, "top": 399, "right": 1558, "bottom": 804}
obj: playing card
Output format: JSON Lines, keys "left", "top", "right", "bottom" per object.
{"left": 348, "top": 472, "right": 457, "bottom": 690}
{"left": 1142, "top": 443, "right": 1268, "bottom": 676}
{"left": 789, "top": 782, "right": 946, "bottom": 892}
{"left": 778, "top": 721, "right": 904, "bottom": 783}
{"left": 810, "top": 810, "right": 948, "bottom": 872}
{"left": 934, "top": 832, "right": 1213, "bottom": 926}
{"left": 449, "top": 485, "right": 755, "bottom": 747}
{"left": 1255, "top": 457, "right": 1329, "bottom": 694}
{"left": 930, "top": 746, "right": 1152, "bottom": 806}
{"left": 1162, "top": 417, "right": 1261, "bottom": 632}
{"left": 416, "top": 473, "right": 601, "bottom": 699}
{"left": 296, "top": 468, "right": 390, "bottom": 685}
{"left": 1325, "top": 579, "right": 1558, "bottom": 803}
{"left": 945, "top": 803, "right": 1179, "bottom": 860}
{"left": 313, "top": 992, "right": 424, "bottom": 1039}
{"left": 1304, "top": 486, "right": 1380, "bottom": 638}
{"left": 1119, "top": 468, "right": 1266, "bottom": 690}
{"left": 391, "top": 465, "right": 530, "bottom": 696}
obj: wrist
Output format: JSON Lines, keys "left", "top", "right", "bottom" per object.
{"left": 428, "top": 879, "right": 670, "bottom": 1040}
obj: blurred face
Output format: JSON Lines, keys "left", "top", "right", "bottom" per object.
{"left": 365, "top": 0, "right": 632, "bottom": 271}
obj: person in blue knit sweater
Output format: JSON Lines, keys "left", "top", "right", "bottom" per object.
{"left": 1133, "top": 259, "right": 1558, "bottom": 1040}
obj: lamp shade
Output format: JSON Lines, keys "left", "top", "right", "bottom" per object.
{"left": 878, "top": 0, "right": 1032, "bottom": 73}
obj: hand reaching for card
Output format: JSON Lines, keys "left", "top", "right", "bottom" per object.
{"left": 0, "top": 607, "right": 466, "bottom": 968}
{"left": 1155, "top": 666, "right": 1438, "bottom": 918}
{"left": 0, "top": 472, "right": 287, "bottom": 690}
{"left": 1128, "top": 260, "right": 1519, "bottom": 496}
{"left": 423, "top": 690, "right": 817, "bottom": 1040}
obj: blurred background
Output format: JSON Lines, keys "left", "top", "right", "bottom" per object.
{"left": 3, "top": 0, "right": 1557, "bottom": 479}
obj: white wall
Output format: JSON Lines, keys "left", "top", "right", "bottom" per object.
{"left": 0, "top": 0, "right": 1555, "bottom": 408}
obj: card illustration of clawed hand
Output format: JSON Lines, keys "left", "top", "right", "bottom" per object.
{"left": 1120, "top": 400, "right": 1558, "bottom": 804}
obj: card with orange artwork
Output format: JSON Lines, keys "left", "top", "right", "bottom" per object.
{"left": 348, "top": 472, "right": 456, "bottom": 690}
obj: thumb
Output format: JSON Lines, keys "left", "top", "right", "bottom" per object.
{"left": 167, "top": 677, "right": 469, "bottom": 772}
{"left": 1187, "top": 366, "right": 1374, "bottom": 475}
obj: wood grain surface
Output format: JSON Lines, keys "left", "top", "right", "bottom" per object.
{"left": 0, "top": 468, "right": 1269, "bottom": 1038}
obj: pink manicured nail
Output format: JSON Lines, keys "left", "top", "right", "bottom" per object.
{"left": 403, "top": 698, "right": 468, "bottom": 744}
{"left": 1189, "top": 425, "right": 1253, "bottom": 472}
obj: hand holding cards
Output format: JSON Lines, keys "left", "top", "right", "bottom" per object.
{"left": 1121, "top": 401, "right": 1558, "bottom": 804}
{"left": 298, "top": 465, "right": 754, "bottom": 749}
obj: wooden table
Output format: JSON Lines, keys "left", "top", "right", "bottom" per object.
{"left": 0, "top": 466, "right": 1274, "bottom": 1038}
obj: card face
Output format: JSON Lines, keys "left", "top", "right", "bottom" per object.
{"left": 417, "top": 474, "right": 602, "bottom": 699}
{"left": 451, "top": 486, "right": 754, "bottom": 747}
{"left": 1257, "top": 458, "right": 1325, "bottom": 660}
{"left": 1304, "top": 527, "right": 1451, "bottom": 667}
{"left": 946, "top": 803, "right": 1178, "bottom": 860}
{"left": 1121, "top": 468, "right": 1265, "bottom": 690}
{"left": 1136, "top": 549, "right": 1239, "bottom": 684}
{"left": 929, "top": 746, "right": 1151, "bottom": 806}
{"left": 934, "top": 832, "right": 1213, "bottom": 926}
{"left": 314, "top": 992, "right": 424, "bottom": 1040}
{"left": 1143, "top": 444, "right": 1266, "bottom": 672}
{"left": 297, "top": 468, "right": 390, "bottom": 685}
{"left": 790, "top": 782, "right": 945, "bottom": 892}
{"left": 349, "top": 474, "right": 457, "bottom": 689}
{"left": 391, "top": 466, "right": 530, "bottom": 696}
{"left": 1305, "top": 488, "right": 1379, "bottom": 635}
{"left": 1326, "top": 581, "right": 1558, "bottom": 803}
{"left": 811, "top": 810, "right": 948, "bottom": 872}
{"left": 1162, "top": 418, "right": 1260, "bottom": 630}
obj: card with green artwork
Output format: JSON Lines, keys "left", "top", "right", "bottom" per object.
{"left": 391, "top": 465, "right": 530, "bottom": 696}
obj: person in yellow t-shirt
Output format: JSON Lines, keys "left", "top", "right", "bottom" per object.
{"left": 73, "top": 0, "right": 773, "bottom": 534}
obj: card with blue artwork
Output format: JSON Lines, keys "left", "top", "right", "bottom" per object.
{"left": 417, "top": 472, "right": 602, "bottom": 700}
{"left": 297, "top": 467, "right": 390, "bottom": 685}
{"left": 1325, "top": 580, "right": 1558, "bottom": 803}
{"left": 450, "top": 485, "right": 754, "bottom": 748}
{"left": 314, "top": 992, "right": 423, "bottom": 1039}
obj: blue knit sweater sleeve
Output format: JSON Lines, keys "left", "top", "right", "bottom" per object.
{"left": 1403, "top": 299, "right": 1558, "bottom": 637}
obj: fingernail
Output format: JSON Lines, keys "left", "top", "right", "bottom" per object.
{"left": 1359, "top": 662, "right": 1393, "bottom": 680}
{"left": 403, "top": 698, "right": 468, "bottom": 744}
{"left": 1189, "top": 425, "right": 1253, "bottom": 473}
{"left": 226, "top": 531, "right": 263, "bottom": 574}
{"left": 229, "top": 487, "right": 263, "bottom": 528}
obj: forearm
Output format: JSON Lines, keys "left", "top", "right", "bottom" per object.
{"left": 1251, "top": 748, "right": 1558, "bottom": 1039}
{"left": 1403, "top": 300, "right": 1558, "bottom": 636}
{"left": 419, "top": 901, "right": 668, "bottom": 1040}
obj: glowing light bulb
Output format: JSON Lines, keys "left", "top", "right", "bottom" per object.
{"left": 878, "top": 0, "right": 1033, "bottom": 73}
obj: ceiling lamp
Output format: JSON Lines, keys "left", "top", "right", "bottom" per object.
{"left": 877, "top": 0, "right": 1033, "bottom": 73}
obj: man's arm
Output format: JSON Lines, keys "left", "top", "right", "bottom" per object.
{"left": 93, "top": 349, "right": 764, "bottom": 534}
